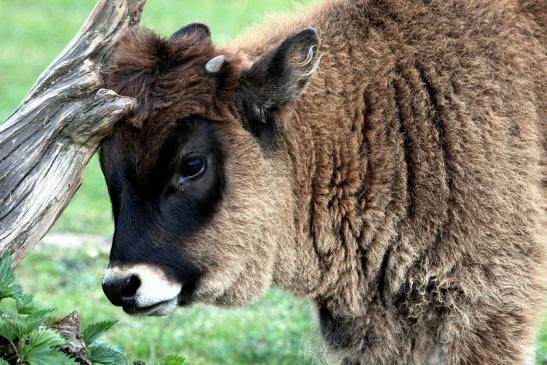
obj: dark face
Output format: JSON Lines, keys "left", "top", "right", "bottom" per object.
{"left": 99, "top": 23, "right": 320, "bottom": 316}
{"left": 100, "top": 117, "right": 225, "bottom": 314}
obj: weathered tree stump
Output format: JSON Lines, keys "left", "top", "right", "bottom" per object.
{"left": 0, "top": 0, "right": 147, "bottom": 264}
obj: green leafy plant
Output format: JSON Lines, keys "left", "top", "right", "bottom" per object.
{"left": 0, "top": 255, "right": 74, "bottom": 364}
{"left": 0, "top": 255, "right": 127, "bottom": 364}
{"left": 83, "top": 320, "right": 125, "bottom": 365}
{"left": 0, "top": 255, "right": 188, "bottom": 365}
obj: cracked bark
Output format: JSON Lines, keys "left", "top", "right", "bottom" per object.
{"left": 0, "top": 0, "right": 148, "bottom": 264}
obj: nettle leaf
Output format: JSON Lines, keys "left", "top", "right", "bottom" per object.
{"left": 0, "top": 358, "right": 9, "bottom": 365}
{"left": 0, "top": 284, "right": 16, "bottom": 301}
{"left": 23, "top": 308, "right": 55, "bottom": 332}
{"left": 22, "top": 347, "right": 77, "bottom": 365}
{"left": 18, "top": 329, "right": 77, "bottom": 365}
{"left": 0, "top": 308, "right": 57, "bottom": 342}
{"left": 87, "top": 342, "right": 126, "bottom": 365}
{"left": 0, "top": 318, "right": 26, "bottom": 341}
{"left": 0, "top": 261, "right": 24, "bottom": 303}
{"left": 11, "top": 283, "right": 24, "bottom": 300}
{"left": 0, "top": 256, "right": 14, "bottom": 287}
{"left": 16, "top": 292, "right": 35, "bottom": 314}
{"left": 83, "top": 320, "right": 118, "bottom": 345}
{"left": 163, "top": 354, "right": 188, "bottom": 365}
{"left": 25, "top": 328, "right": 66, "bottom": 349}
{"left": 0, "top": 308, "right": 16, "bottom": 321}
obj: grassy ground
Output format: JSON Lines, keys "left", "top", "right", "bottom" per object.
{"left": 14, "top": 243, "right": 323, "bottom": 365}
{"left": 0, "top": 0, "right": 546, "bottom": 364}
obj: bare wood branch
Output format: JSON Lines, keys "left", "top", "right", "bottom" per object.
{"left": 0, "top": 0, "right": 147, "bottom": 264}
{"left": 51, "top": 311, "right": 92, "bottom": 365}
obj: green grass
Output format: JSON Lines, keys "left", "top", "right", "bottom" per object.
{"left": 14, "top": 244, "right": 322, "bottom": 365}
{"left": 1, "top": 0, "right": 546, "bottom": 363}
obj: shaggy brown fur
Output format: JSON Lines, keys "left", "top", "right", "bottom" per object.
{"left": 103, "top": 0, "right": 546, "bottom": 364}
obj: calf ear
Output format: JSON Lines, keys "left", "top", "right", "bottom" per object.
{"left": 238, "top": 28, "right": 320, "bottom": 127}
{"left": 171, "top": 22, "right": 211, "bottom": 41}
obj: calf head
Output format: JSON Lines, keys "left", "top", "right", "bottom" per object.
{"left": 100, "top": 23, "right": 320, "bottom": 315}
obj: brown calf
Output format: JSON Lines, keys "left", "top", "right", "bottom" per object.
{"left": 100, "top": 0, "right": 546, "bottom": 363}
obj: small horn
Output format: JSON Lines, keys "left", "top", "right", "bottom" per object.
{"left": 205, "top": 55, "right": 226, "bottom": 73}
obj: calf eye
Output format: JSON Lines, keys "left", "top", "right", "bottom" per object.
{"left": 180, "top": 155, "right": 207, "bottom": 181}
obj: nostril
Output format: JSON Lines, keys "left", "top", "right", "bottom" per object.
{"left": 121, "top": 274, "right": 141, "bottom": 299}
{"left": 102, "top": 273, "right": 141, "bottom": 307}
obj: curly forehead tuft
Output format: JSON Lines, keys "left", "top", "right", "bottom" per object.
{"left": 107, "top": 28, "right": 242, "bottom": 128}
